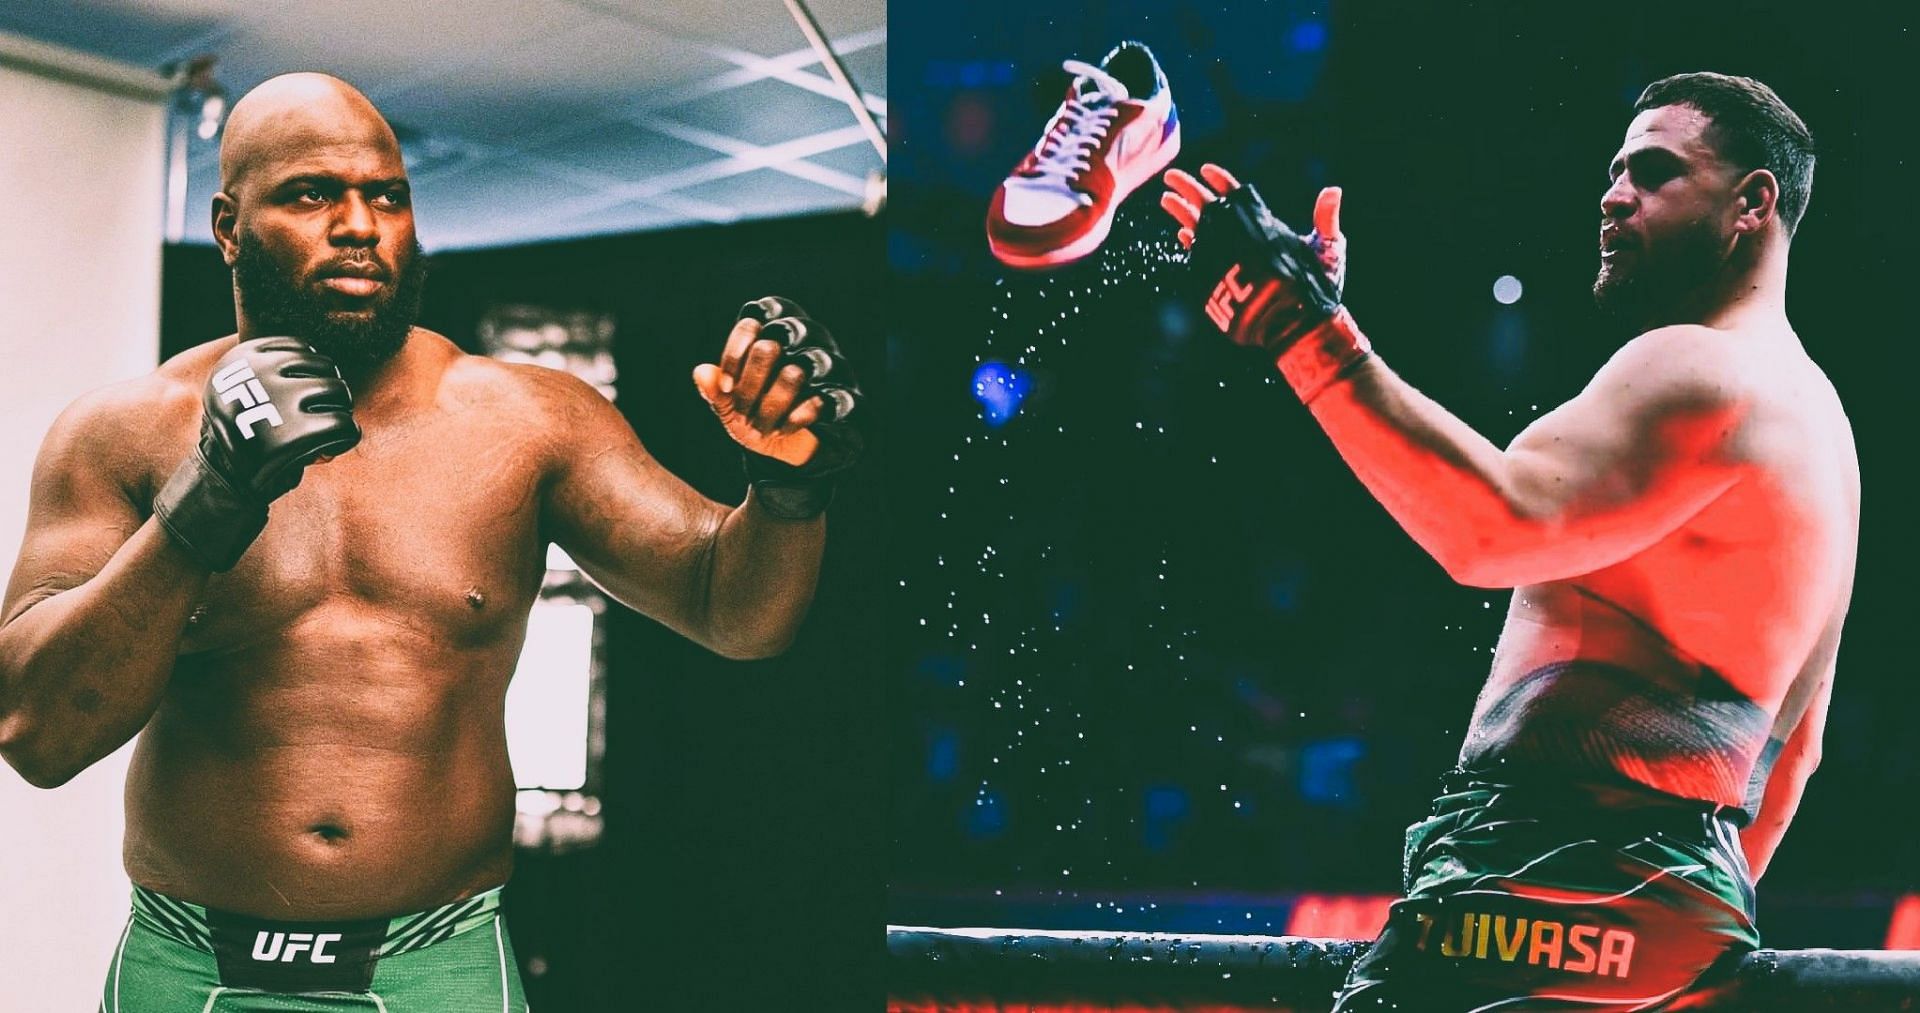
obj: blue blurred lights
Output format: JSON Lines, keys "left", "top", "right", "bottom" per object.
{"left": 1289, "top": 20, "right": 1329, "bottom": 54}
{"left": 968, "top": 789, "right": 1007, "bottom": 838}
{"left": 927, "top": 730, "right": 959, "bottom": 782}
{"left": 1145, "top": 785, "right": 1190, "bottom": 821}
{"left": 972, "top": 361, "right": 1033, "bottom": 427}
{"left": 926, "top": 60, "right": 1017, "bottom": 89}
{"left": 1299, "top": 736, "right": 1366, "bottom": 808}
{"left": 1142, "top": 784, "right": 1190, "bottom": 853}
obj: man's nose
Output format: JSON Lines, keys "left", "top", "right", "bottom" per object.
{"left": 1600, "top": 178, "right": 1635, "bottom": 220}
{"left": 329, "top": 191, "right": 378, "bottom": 245}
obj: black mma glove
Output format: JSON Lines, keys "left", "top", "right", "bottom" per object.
{"left": 736, "top": 297, "right": 864, "bottom": 520}
{"left": 153, "top": 337, "right": 361, "bottom": 570}
{"left": 1188, "top": 183, "right": 1371, "bottom": 403}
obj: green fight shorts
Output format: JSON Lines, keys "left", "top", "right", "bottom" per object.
{"left": 1331, "top": 770, "right": 1760, "bottom": 1012}
{"left": 99, "top": 884, "right": 530, "bottom": 1012}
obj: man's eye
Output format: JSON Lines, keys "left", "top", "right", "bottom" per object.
{"left": 297, "top": 188, "right": 328, "bottom": 203}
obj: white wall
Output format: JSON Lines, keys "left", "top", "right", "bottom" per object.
{"left": 0, "top": 32, "right": 168, "bottom": 1009}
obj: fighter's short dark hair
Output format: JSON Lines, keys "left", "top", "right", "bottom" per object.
{"left": 1633, "top": 72, "right": 1816, "bottom": 237}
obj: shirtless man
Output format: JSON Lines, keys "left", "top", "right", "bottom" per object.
{"left": 1161, "top": 72, "right": 1849, "bottom": 1009}
{"left": 0, "top": 73, "right": 862, "bottom": 1010}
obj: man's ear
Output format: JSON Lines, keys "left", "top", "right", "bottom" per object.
{"left": 212, "top": 191, "right": 239, "bottom": 265}
{"left": 1732, "top": 168, "right": 1779, "bottom": 235}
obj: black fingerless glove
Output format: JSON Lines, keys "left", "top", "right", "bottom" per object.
{"left": 1187, "top": 184, "right": 1371, "bottom": 403}
{"left": 736, "top": 297, "right": 864, "bottom": 520}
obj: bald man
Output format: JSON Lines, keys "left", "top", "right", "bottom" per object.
{"left": 0, "top": 73, "right": 862, "bottom": 1010}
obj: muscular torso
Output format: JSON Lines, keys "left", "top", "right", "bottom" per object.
{"left": 1459, "top": 335, "right": 1858, "bottom": 809}
{"left": 125, "top": 333, "right": 554, "bottom": 919}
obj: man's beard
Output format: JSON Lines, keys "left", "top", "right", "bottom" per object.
{"left": 233, "top": 229, "right": 428, "bottom": 379}
{"left": 1591, "top": 217, "right": 1730, "bottom": 330}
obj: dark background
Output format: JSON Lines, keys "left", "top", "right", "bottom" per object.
{"left": 162, "top": 210, "right": 888, "bottom": 1010}
{"left": 888, "top": 0, "right": 1918, "bottom": 951}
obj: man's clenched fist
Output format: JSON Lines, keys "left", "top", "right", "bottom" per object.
{"left": 154, "top": 337, "right": 360, "bottom": 570}
{"left": 693, "top": 297, "right": 863, "bottom": 520}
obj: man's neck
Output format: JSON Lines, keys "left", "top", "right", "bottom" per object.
{"left": 229, "top": 322, "right": 422, "bottom": 415}
{"left": 1702, "top": 249, "right": 1790, "bottom": 333}
{"left": 335, "top": 329, "right": 424, "bottom": 417}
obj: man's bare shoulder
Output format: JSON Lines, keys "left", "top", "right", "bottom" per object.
{"left": 1614, "top": 323, "right": 1743, "bottom": 370}
{"left": 430, "top": 344, "right": 638, "bottom": 489}
{"left": 47, "top": 342, "right": 222, "bottom": 453}
{"left": 32, "top": 341, "right": 226, "bottom": 500}
{"left": 1598, "top": 324, "right": 1758, "bottom": 409}
{"left": 438, "top": 347, "right": 623, "bottom": 429}
{"left": 1608, "top": 323, "right": 1850, "bottom": 479}
{"left": 154, "top": 335, "right": 241, "bottom": 388}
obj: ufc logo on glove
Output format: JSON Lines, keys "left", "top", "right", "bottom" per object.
{"left": 1205, "top": 264, "right": 1253, "bottom": 332}
{"left": 211, "top": 360, "right": 284, "bottom": 438}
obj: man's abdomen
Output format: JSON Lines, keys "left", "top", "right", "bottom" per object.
{"left": 124, "top": 646, "right": 520, "bottom": 920}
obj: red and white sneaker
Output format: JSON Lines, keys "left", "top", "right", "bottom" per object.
{"left": 987, "top": 41, "right": 1182, "bottom": 270}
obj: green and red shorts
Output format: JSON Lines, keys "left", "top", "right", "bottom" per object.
{"left": 1332, "top": 771, "right": 1759, "bottom": 1011}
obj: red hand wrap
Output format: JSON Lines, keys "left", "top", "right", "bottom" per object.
{"left": 1274, "top": 307, "right": 1371, "bottom": 404}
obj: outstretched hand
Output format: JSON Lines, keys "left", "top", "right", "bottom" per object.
{"left": 1159, "top": 163, "right": 1245, "bottom": 248}
{"left": 1160, "top": 162, "right": 1346, "bottom": 285}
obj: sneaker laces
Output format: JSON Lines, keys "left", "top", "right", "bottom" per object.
{"left": 1009, "top": 60, "right": 1129, "bottom": 205}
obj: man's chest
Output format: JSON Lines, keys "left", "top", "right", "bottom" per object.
{"left": 168, "top": 412, "right": 552, "bottom": 653}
